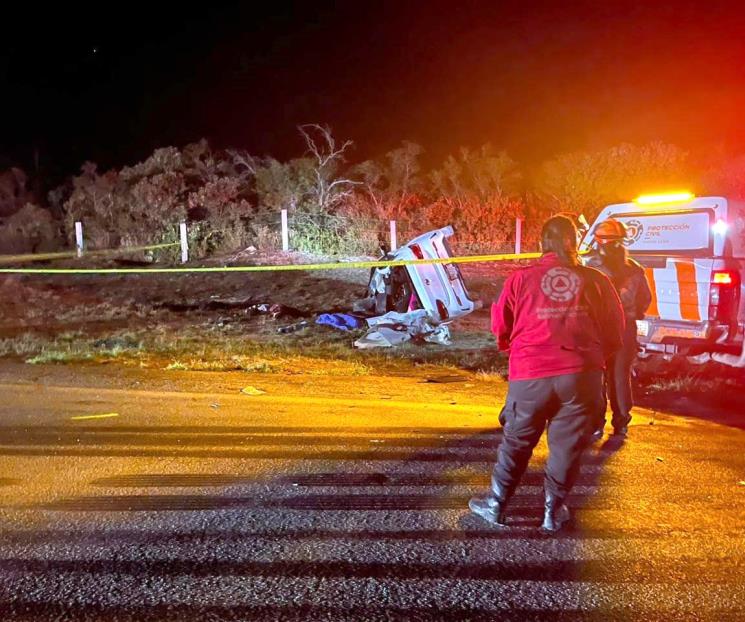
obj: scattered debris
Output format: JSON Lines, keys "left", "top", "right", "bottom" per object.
{"left": 240, "top": 386, "right": 266, "bottom": 396}
{"left": 354, "top": 325, "right": 411, "bottom": 348}
{"left": 354, "top": 309, "right": 452, "bottom": 349}
{"left": 738, "top": 481, "right": 745, "bottom": 487}
{"left": 271, "top": 304, "right": 306, "bottom": 319}
{"left": 209, "top": 403, "right": 221, "bottom": 409}
{"left": 249, "top": 303, "right": 306, "bottom": 319}
{"left": 316, "top": 313, "right": 366, "bottom": 331}
{"left": 277, "top": 320, "right": 311, "bottom": 334}
{"left": 425, "top": 375, "right": 467, "bottom": 383}
{"left": 655, "top": 456, "right": 665, "bottom": 462}
{"left": 248, "top": 303, "right": 271, "bottom": 315}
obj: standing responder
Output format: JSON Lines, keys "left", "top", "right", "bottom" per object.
{"left": 469, "top": 215, "right": 625, "bottom": 533}
{"left": 588, "top": 218, "right": 653, "bottom": 438}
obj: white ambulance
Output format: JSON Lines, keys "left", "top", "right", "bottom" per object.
{"left": 580, "top": 193, "right": 745, "bottom": 366}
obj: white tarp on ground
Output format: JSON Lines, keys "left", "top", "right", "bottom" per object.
{"left": 353, "top": 310, "right": 451, "bottom": 349}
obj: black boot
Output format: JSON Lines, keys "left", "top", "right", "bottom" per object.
{"left": 469, "top": 482, "right": 508, "bottom": 527}
{"left": 541, "top": 492, "right": 570, "bottom": 533}
{"left": 612, "top": 414, "right": 631, "bottom": 437}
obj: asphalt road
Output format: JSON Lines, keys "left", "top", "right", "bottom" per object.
{"left": 0, "top": 362, "right": 743, "bottom": 621}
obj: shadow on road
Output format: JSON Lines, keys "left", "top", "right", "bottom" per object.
{"left": 5, "top": 422, "right": 635, "bottom": 621}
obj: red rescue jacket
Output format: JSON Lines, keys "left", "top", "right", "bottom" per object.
{"left": 492, "top": 253, "right": 625, "bottom": 381}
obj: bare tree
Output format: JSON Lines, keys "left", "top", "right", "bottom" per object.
{"left": 298, "top": 124, "right": 360, "bottom": 213}
{"left": 226, "top": 149, "right": 259, "bottom": 180}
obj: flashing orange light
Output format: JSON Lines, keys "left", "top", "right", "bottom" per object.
{"left": 634, "top": 191, "right": 695, "bottom": 205}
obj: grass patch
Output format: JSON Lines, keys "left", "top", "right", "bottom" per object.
{"left": 26, "top": 351, "right": 94, "bottom": 365}
{"left": 2, "top": 322, "right": 500, "bottom": 377}
{"left": 0, "top": 330, "right": 144, "bottom": 365}
{"left": 644, "top": 372, "right": 740, "bottom": 394}
{"left": 163, "top": 353, "right": 370, "bottom": 376}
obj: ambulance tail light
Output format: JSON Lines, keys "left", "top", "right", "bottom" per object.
{"left": 712, "top": 219, "right": 729, "bottom": 237}
{"left": 709, "top": 270, "right": 741, "bottom": 323}
{"left": 712, "top": 271, "right": 734, "bottom": 285}
{"left": 409, "top": 244, "right": 424, "bottom": 260}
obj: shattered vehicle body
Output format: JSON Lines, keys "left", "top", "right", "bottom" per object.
{"left": 356, "top": 226, "right": 478, "bottom": 322}
{"left": 352, "top": 227, "right": 478, "bottom": 347}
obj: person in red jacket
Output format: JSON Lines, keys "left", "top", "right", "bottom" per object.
{"left": 469, "top": 215, "right": 625, "bottom": 533}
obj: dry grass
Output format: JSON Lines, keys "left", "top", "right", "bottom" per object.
{"left": 0, "top": 322, "right": 506, "bottom": 378}
{"left": 644, "top": 372, "right": 741, "bottom": 395}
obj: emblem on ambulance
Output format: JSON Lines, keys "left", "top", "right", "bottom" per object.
{"left": 541, "top": 267, "right": 581, "bottom": 302}
{"left": 623, "top": 219, "right": 644, "bottom": 246}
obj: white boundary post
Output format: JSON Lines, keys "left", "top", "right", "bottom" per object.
{"left": 389, "top": 220, "right": 397, "bottom": 251}
{"left": 281, "top": 209, "right": 289, "bottom": 252}
{"left": 179, "top": 222, "right": 189, "bottom": 263}
{"left": 515, "top": 217, "right": 523, "bottom": 255}
{"left": 75, "top": 221, "right": 84, "bottom": 258}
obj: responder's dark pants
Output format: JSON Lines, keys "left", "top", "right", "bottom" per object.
{"left": 602, "top": 323, "right": 638, "bottom": 429}
{"left": 492, "top": 370, "right": 603, "bottom": 501}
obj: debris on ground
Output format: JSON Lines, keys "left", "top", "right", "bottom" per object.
{"left": 354, "top": 310, "right": 452, "bottom": 349}
{"left": 425, "top": 375, "right": 467, "bottom": 383}
{"left": 240, "top": 386, "right": 266, "bottom": 396}
{"left": 315, "top": 313, "right": 366, "bottom": 331}
{"left": 248, "top": 303, "right": 307, "bottom": 319}
{"left": 277, "top": 320, "right": 311, "bottom": 334}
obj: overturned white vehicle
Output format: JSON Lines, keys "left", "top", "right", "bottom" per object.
{"left": 353, "top": 226, "right": 478, "bottom": 348}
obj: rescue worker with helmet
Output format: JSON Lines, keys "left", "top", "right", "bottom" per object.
{"left": 588, "top": 218, "right": 652, "bottom": 438}
{"left": 469, "top": 215, "right": 625, "bottom": 533}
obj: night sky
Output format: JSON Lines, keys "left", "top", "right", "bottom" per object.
{"left": 3, "top": 0, "right": 745, "bottom": 179}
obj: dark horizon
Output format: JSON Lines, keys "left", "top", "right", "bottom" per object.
{"left": 3, "top": 0, "right": 745, "bottom": 180}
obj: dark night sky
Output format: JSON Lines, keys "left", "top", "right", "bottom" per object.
{"left": 3, "top": 0, "right": 745, "bottom": 178}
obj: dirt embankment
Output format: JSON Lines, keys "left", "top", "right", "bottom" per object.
{"left": 0, "top": 252, "right": 512, "bottom": 375}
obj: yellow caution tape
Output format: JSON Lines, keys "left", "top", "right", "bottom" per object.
{"left": 0, "top": 251, "right": 542, "bottom": 275}
{"left": 0, "top": 242, "right": 180, "bottom": 265}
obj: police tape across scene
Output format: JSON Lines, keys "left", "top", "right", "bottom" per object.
{"left": 0, "top": 251, "right": 544, "bottom": 275}
{"left": 0, "top": 242, "right": 181, "bottom": 266}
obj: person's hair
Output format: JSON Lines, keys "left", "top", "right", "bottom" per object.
{"left": 541, "top": 215, "right": 579, "bottom": 265}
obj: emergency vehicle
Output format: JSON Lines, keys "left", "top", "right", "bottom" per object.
{"left": 580, "top": 193, "right": 745, "bottom": 366}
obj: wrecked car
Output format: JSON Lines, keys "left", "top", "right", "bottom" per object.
{"left": 349, "top": 226, "right": 478, "bottom": 347}
{"left": 355, "top": 226, "right": 478, "bottom": 323}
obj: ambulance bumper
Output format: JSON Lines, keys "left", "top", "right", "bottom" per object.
{"left": 638, "top": 319, "right": 741, "bottom": 356}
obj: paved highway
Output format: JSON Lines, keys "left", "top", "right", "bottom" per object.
{"left": 0, "top": 362, "right": 743, "bottom": 621}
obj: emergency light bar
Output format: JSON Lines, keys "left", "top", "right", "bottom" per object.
{"left": 633, "top": 191, "right": 695, "bottom": 205}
